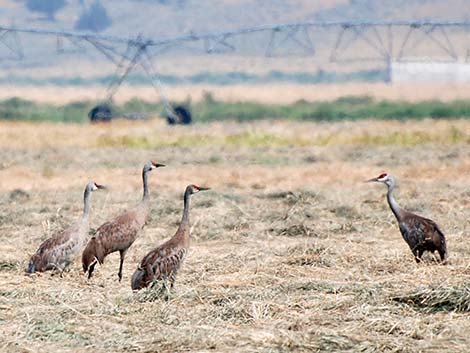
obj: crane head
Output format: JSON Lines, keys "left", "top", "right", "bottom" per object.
{"left": 88, "top": 181, "right": 106, "bottom": 192}
{"left": 188, "top": 184, "right": 210, "bottom": 194}
{"left": 93, "top": 182, "right": 106, "bottom": 190}
{"left": 151, "top": 161, "right": 166, "bottom": 169}
{"left": 143, "top": 160, "right": 166, "bottom": 173}
{"left": 366, "top": 172, "right": 393, "bottom": 186}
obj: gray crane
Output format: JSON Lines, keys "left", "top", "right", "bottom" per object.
{"left": 131, "top": 184, "right": 210, "bottom": 291}
{"left": 27, "top": 181, "right": 106, "bottom": 274}
{"left": 82, "top": 161, "right": 165, "bottom": 281}
{"left": 367, "top": 172, "right": 448, "bottom": 263}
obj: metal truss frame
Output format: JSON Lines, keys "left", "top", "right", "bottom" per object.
{"left": 0, "top": 20, "right": 469, "bottom": 105}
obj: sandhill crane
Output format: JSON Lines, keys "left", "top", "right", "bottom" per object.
{"left": 367, "top": 172, "right": 448, "bottom": 263}
{"left": 131, "top": 184, "right": 210, "bottom": 291}
{"left": 82, "top": 161, "right": 165, "bottom": 281}
{"left": 27, "top": 181, "right": 105, "bottom": 274}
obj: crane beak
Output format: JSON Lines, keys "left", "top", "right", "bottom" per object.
{"left": 198, "top": 187, "right": 211, "bottom": 191}
{"left": 365, "top": 177, "right": 378, "bottom": 183}
{"left": 95, "top": 183, "right": 107, "bottom": 189}
{"left": 152, "top": 162, "right": 166, "bottom": 168}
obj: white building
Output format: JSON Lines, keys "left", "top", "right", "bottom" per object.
{"left": 391, "top": 60, "right": 470, "bottom": 83}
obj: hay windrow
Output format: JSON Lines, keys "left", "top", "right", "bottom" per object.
{"left": 392, "top": 282, "right": 470, "bottom": 313}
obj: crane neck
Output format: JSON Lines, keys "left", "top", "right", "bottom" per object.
{"left": 386, "top": 182, "right": 402, "bottom": 221}
{"left": 142, "top": 167, "right": 150, "bottom": 200}
{"left": 181, "top": 189, "right": 192, "bottom": 226}
{"left": 83, "top": 186, "right": 91, "bottom": 218}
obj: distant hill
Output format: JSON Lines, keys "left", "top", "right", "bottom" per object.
{"left": 3, "top": 1, "right": 468, "bottom": 39}
{"left": 2, "top": 1, "right": 346, "bottom": 37}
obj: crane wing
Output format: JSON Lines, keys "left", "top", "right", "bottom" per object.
{"left": 35, "top": 227, "right": 74, "bottom": 256}
{"left": 144, "top": 246, "right": 187, "bottom": 277}
{"left": 29, "top": 225, "right": 81, "bottom": 271}
{"left": 400, "top": 212, "right": 447, "bottom": 253}
{"left": 94, "top": 209, "right": 142, "bottom": 244}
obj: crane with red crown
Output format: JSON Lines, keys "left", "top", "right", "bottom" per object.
{"left": 367, "top": 172, "right": 448, "bottom": 263}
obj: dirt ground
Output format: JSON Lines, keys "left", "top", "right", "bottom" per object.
{"left": 0, "top": 118, "right": 469, "bottom": 352}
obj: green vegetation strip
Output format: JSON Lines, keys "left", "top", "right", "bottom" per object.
{"left": 2, "top": 95, "right": 470, "bottom": 123}
{"left": 96, "top": 127, "right": 468, "bottom": 148}
{"left": 96, "top": 131, "right": 311, "bottom": 149}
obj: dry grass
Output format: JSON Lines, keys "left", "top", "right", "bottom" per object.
{"left": 0, "top": 119, "right": 469, "bottom": 352}
{"left": 4, "top": 82, "right": 470, "bottom": 105}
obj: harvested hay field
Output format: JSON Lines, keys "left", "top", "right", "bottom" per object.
{"left": 0, "top": 119, "right": 469, "bottom": 352}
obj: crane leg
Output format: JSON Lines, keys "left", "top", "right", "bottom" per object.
{"left": 49, "top": 263, "right": 65, "bottom": 276}
{"left": 414, "top": 249, "right": 424, "bottom": 263}
{"left": 438, "top": 249, "right": 447, "bottom": 263}
{"left": 162, "top": 279, "right": 172, "bottom": 301}
{"left": 169, "top": 274, "right": 176, "bottom": 289}
{"left": 88, "top": 260, "right": 97, "bottom": 279}
{"left": 118, "top": 249, "right": 127, "bottom": 282}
